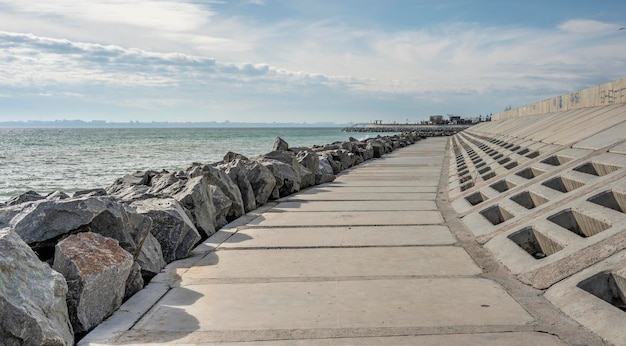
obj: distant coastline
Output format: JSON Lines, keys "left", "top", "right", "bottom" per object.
{"left": 0, "top": 119, "right": 350, "bottom": 128}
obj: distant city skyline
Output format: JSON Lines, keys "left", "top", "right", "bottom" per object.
{"left": 0, "top": 0, "right": 625, "bottom": 123}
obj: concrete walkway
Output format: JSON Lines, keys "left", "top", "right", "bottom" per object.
{"left": 83, "top": 138, "right": 605, "bottom": 345}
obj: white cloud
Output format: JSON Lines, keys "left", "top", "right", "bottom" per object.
{"left": 0, "top": 0, "right": 214, "bottom": 32}
{"left": 558, "top": 19, "right": 619, "bottom": 34}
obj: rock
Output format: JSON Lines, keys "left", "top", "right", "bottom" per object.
{"left": 136, "top": 232, "right": 166, "bottom": 282}
{"left": 131, "top": 198, "right": 201, "bottom": 263}
{"left": 260, "top": 159, "right": 301, "bottom": 198}
{"left": 316, "top": 157, "right": 336, "bottom": 184}
{"left": 106, "top": 171, "right": 157, "bottom": 195}
{"left": 190, "top": 164, "right": 244, "bottom": 222}
{"left": 161, "top": 176, "right": 216, "bottom": 238}
{"left": 9, "top": 197, "right": 152, "bottom": 261}
{"left": 296, "top": 149, "right": 320, "bottom": 173}
{"left": 53, "top": 232, "right": 133, "bottom": 335}
{"left": 320, "top": 152, "right": 342, "bottom": 174}
{"left": 209, "top": 185, "right": 232, "bottom": 228}
{"left": 4, "top": 190, "right": 44, "bottom": 206}
{"left": 223, "top": 151, "right": 249, "bottom": 163}
{"left": 240, "top": 159, "right": 276, "bottom": 206}
{"left": 331, "top": 149, "right": 353, "bottom": 170}
{"left": 46, "top": 190, "right": 70, "bottom": 200}
{"left": 73, "top": 188, "right": 107, "bottom": 198}
{"left": 124, "top": 262, "right": 144, "bottom": 300}
{"left": 366, "top": 139, "right": 385, "bottom": 158}
{"left": 218, "top": 160, "right": 257, "bottom": 213}
{"left": 0, "top": 228, "right": 74, "bottom": 345}
{"left": 273, "top": 136, "right": 289, "bottom": 151}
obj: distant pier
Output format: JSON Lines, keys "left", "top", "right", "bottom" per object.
{"left": 343, "top": 123, "right": 472, "bottom": 136}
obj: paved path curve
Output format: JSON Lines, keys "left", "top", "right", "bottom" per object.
{"left": 82, "top": 137, "right": 606, "bottom": 345}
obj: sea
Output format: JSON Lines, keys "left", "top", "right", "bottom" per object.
{"left": 0, "top": 127, "right": 393, "bottom": 203}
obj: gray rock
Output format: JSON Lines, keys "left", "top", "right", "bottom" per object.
{"left": 240, "top": 159, "right": 276, "bottom": 206}
{"left": 73, "top": 188, "right": 107, "bottom": 198}
{"left": 53, "top": 232, "right": 133, "bottom": 334}
{"left": 296, "top": 149, "right": 320, "bottom": 173}
{"left": 209, "top": 185, "right": 232, "bottom": 228}
{"left": 273, "top": 136, "right": 289, "bottom": 151}
{"left": 0, "top": 228, "right": 74, "bottom": 345}
{"left": 366, "top": 139, "right": 385, "bottom": 158}
{"left": 316, "top": 157, "right": 336, "bottom": 184}
{"left": 320, "top": 152, "right": 342, "bottom": 174}
{"left": 218, "top": 160, "right": 257, "bottom": 213}
{"left": 191, "top": 164, "right": 244, "bottom": 221}
{"left": 260, "top": 159, "right": 301, "bottom": 198}
{"left": 223, "top": 151, "right": 249, "bottom": 163}
{"left": 46, "top": 190, "right": 70, "bottom": 201}
{"left": 131, "top": 198, "right": 201, "bottom": 263}
{"left": 106, "top": 170, "right": 157, "bottom": 195}
{"left": 331, "top": 149, "right": 353, "bottom": 170}
{"left": 124, "top": 262, "right": 144, "bottom": 300}
{"left": 4, "top": 190, "right": 44, "bottom": 206}
{"left": 162, "top": 176, "right": 216, "bottom": 238}
{"left": 136, "top": 232, "right": 166, "bottom": 281}
{"left": 9, "top": 197, "right": 152, "bottom": 260}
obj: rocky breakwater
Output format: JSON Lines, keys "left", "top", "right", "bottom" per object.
{"left": 0, "top": 132, "right": 421, "bottom": 345}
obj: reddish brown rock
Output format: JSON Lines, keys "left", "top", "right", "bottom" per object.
{"left": 53, "top": 232, "right": 133, "bottom": 334}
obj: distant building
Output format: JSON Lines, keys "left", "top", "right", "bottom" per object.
{"left": 448, "top": 115, "right": 461, "bottom": 124}
{"left": 429, "top": 115, "right": 444, "bottom": 125}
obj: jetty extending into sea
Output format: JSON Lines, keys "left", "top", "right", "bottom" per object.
{"left": 80, "top": 77, "right": 626, "bottom": 345}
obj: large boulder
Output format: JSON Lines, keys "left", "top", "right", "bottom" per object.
{"left": 131, "top": 198, "right": 201, "bottom": 263}
{"left": 161, "top": 176, "right": 216, "bottom": 238}
{"left": 124, "top": 262, "right": 144, "bottom": 300}
{"left": 218, "top": 160, "right": 257, "bottom": 213}
{"left": 0, "top": 228, "right": 74, "bottom": 345}
{"left": 296, "top": 150, "right": 319, "bottom": 189}
{"left": 239, "top": 159, "right": 276, "bottom": 206}
{"left": 209, "top": 185, "right": 232, "bottom": 228}
{"left": 316, "top": 157, "right": 336, "bottom": 185}
{"left": 260, "top": 159, "right": 301, "bottom": 198}
{"left": 135, "top": 232, "right": 166, "bottom": 282}
{"left": 53, "top": 232, "right": 133, "bottom": 335}
{"left": 8, "top": 197, "right": 152, "bottom": 261}
{"left": 4, "top": 190, "right": 45, "bottom": 206}
{"left": 189, "top": 164, "right": 244, "bottom": 222}
{"left": 272, "top": 136, "right": 289, "bottom": 151}
{"left": 320, "top": 152, "right": 342, "bottom": 174}
{"left": 366, "top": 139, "right": 385, "bottom": 158}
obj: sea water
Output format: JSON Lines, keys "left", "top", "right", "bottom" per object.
{"left": 0, "top": 127, "right": 392, "bottom": 202}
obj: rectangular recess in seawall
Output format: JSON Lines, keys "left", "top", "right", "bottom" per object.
{"left": 508, "top": 226, "right": 564, "bottom": 259}
{"left": 547, "top": 209, "right": 611, "bottom": 238}
{"left": 574, "top": 162, "right": 622, "bottom": 177}
{"left": 516, "top": 167, "right": 545, "bottom": 180}
{"left": 588, "top": 190, "right": 626, "bottom": 213}
{"left": 490, "top": 179, "right": 517, "bottom": 193}
{"left": 480, "top": 205, "right": 514, "bottom": 225}
{"left": 541, "top": 155, "right": 573, "bottom": 166}
{"left": 542, "top": 176, "right": 585, "bottom": 193}
{"left": 577, "top": 271, "right": 626, "bottom": 312}
{"left": 465, "top": 191, "right": 488, "bottom": 206}
{"left": 510, "top": 191, "right": 549, "bottom": 210}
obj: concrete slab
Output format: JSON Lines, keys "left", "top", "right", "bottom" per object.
{"left": 281, "top": 192, "right": 436, "bottom": 201}
{"left": 184, "top": 247, "right": 482, "bottom": 280}
{"left": 271, "top": 200, "right": 438, "bottom": 212}
{"left": 215, "top": 225, "right": 457, "bottom": 248}
{"left": 248, "top": 210, "right": 443, "bottom": 226}
{"left": 116, "top": 278, "right": 533, "bottom": 344}
{"left": 192, "top": 333, "right": 567, "bottom": 345}
{"left": 302, "top": 186, "right": 438, "bottom": 193}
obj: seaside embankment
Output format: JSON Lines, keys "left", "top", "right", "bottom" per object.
{"left": 0, "top": 131, "right": 427, "bottom": 345}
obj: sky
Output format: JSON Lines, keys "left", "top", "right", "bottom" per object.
{"left": 0, "top": 0, "right": 625, "bottom": 124}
